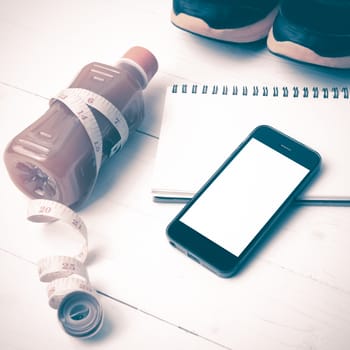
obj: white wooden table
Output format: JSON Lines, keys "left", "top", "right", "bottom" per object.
{"left": 1, "top": 1, "right": 349, "bottom": 349}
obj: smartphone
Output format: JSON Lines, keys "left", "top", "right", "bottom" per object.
{"left": 166, "top": 125, "right": 321, "bottom": 277}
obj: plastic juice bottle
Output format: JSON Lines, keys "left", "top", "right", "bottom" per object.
{"left": 3, "top": 46, "right": 158, "bottom": 209}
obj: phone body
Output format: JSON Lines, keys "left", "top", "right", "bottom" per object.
{"left": 166, "top": 125, "right": 321, "bottom": 277}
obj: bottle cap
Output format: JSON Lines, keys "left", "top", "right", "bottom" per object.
{"left": 122, "top": 46, "right": 158, "bottom": 85}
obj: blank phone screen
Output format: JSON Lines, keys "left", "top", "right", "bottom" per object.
{"left": 180, "top": 138, "right": 309, "bottom": 257}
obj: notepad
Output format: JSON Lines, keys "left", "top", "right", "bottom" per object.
{"left": 152, "top": 84, "right": 350, "bottom": 204}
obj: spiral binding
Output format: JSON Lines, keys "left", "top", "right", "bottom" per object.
{"left": 172, "top": 84, "right": 350, "bottom": 99}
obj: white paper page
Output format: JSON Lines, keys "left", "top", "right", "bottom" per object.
{"left": 152, "top": 85, "right": 349, "bottom": 202}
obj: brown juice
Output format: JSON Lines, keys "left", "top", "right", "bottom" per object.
{"left": 4, "top": 47, "right": 158, "bottom": 209}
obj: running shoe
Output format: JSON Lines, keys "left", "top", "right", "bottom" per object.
{"left": 267, "top": 0, "right": 350, "bottom": 68}
{"left": 171, "top": 0, "right": 280, "bottom": 43}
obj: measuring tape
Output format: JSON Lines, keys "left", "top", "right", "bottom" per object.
{"left": 28, "top": 199, "right": 103, "bottom": 338}
{"left": 53, "top": 87, "right": 129, "bottom": 175}
{"left": 25, "top": 88, "right": 129, "bottom": 337}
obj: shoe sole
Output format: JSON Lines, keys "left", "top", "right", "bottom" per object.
{"left": 267, "top": 29, "right": 350, "bottom": 69}
{"left": 171, "top": 7, "right": 279, "bottom": 43}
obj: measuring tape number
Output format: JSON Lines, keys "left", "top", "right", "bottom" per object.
{"left": 52, "top": 87, "right": 129, "bottom": 176}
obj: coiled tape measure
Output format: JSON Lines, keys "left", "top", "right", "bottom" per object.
{"left": 27, "top": 88, "right": 129, "bottom": 337}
